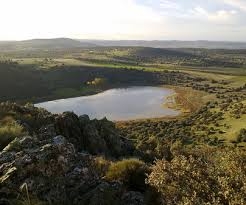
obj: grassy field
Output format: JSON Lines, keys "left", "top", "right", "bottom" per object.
{"left": 164, "top": 86, "right": 213, "bottom": 113}
{"left": 1, "top": 46, "right": 246, "bottom": 148}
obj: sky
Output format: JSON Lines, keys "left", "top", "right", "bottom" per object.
{"left": 0, "top": 0, "right": 246, "bottom": 41}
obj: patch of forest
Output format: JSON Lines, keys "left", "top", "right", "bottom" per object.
{"left": 0, "top": 60, "right": 202, "bottom": 102}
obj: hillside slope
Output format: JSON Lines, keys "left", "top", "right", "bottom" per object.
{"left": 79, "top": 39, "right": 246, "bottom": 49}
{"left": 0, "top": 38, "right": 95, "bottom": 51}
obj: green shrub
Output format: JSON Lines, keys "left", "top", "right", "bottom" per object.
{"left": 105, "top": 158, "right": 149, "bottom": 191}
{"left": 0, "top": 122, "right": 26, "bottom": 150}
{"left": 147, "top": 148, "right": 246, "bottom": 205}
{"left": 237, "top": 128, "right": 246, "bottom": 142}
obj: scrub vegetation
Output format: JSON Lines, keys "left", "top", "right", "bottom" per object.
{"left": 0, "top": 39, "right": 246, "bottom": 205}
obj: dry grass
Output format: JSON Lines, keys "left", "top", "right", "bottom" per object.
{"left": 165, "top": 86, "right": 213, "bottom": 114}
{"left": 0, "top": 122, "right": 26, "bottom": 150}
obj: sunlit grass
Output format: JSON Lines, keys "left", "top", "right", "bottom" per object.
{"left": 0, "top": 122, "right": 26, "bottom": 150}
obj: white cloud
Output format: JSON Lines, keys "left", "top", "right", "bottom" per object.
{"left": 0, "top": 0, "right": 165, "bottom": 40}
{"left": 192, "top": 7, "right": 209, "bottom": 16}
{"left": 209, "top": 10, "right": 238, "bottom": 21}
{"left": 159, "top": 0, "right": 180, "bottom": 10}
{"left": 222, "top": 0, "right": 246, "bottom": 11}
{"left": 191, "top": 6, "right": 238, "bottom": 23}
{"left": 0, "top": 0, "right": 244, "bottom": 41}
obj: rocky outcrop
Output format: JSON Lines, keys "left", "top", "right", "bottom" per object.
{"left": 0, "top": 104, "right": 141, "bottom": 205}
{"left": 0, "top": 102, "right": 133, "bottom": 157}
{"left": 1, "top": 134, "right": 98, "bottom": 204}
{"left": 0, "top": 132, "right": 142, "bottom": 205}
{"left": 55, "top": 112, "right": 134, "bottom": 157}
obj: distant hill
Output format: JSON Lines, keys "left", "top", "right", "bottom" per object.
{"left": 79, "top": 40, "right": 246, "bottom": 49}
{"left": 1, "top": 38, "right": 246, "bottom": 51}
{"left": 0, "top": 38, "right": 96, "bottom": 51}
{"left": 130, "top": 47, "right": 192, "bottom": 58}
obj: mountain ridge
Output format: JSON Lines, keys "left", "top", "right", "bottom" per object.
{"left": 78, "top": 39, "right": 246, "bottom": 49}
{"left": 0, "top": 38, "right": 96, "bottom": 51}
{"left": 1, "top": 38, "right": 246, "bottom": 50}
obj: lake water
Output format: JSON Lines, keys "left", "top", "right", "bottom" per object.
{"left": 35, "top": 86, "right": 180, "bottom": 121}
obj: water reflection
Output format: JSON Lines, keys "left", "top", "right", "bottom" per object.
{"left": 35, "top": 87, "right": 180, "bottom": 121}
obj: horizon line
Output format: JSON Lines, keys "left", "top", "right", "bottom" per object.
{"left": 0, "top": 37, "right": 245, "bottom": 43}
